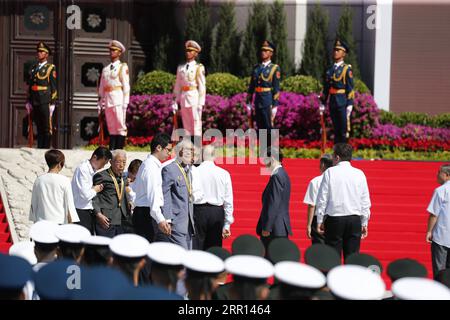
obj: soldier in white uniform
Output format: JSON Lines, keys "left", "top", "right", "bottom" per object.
{"left": 98, "top": 40, "right": 130, "bottom": 150}
{"left": 172, "top": 40, "right": 206, "bottom": 142}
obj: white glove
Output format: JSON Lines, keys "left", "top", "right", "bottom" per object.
{"left": 25, "top": 102, "right": 32, "bottom": 114}
{"left": 49, "top": 105, "right": 55, "bottom": 117}
{"left": 346, "top": 105, "right": 353, "bottom": 117}
{"left": 171, "top": 101, "right": 178, "bottom": 113}
{"left": 319, "top": 104, "right": 325, "bottom": 113}
{"left": 122, "top": 103, "right": 128, "bottom": 111}
{"left": 272, "top": 106, "right": 278, "bottom": 117}
{"left": 246, "top": 103, "right": 252, "bottom": 112}
{"left": 97, "top": 102, "right": 104, "bottom": 115}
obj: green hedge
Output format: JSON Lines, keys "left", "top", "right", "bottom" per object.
{"left": 354, "top": 79, "right": 371, "bottom": 94}
{"left": 280, "top": 75, "right": 322, "bottom": 95}
{"left": 380, "top": 110, "right": 450, "bottom": 128}
{"left": 206, "top": 73, "right": 247, "bottom": 97}
{"left": 132, "top": 70, "right": 175, "bottom": 95}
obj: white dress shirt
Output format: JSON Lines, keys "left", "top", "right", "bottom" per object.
{"left": 303, "top": 174, "right": 324, "bottom": 215}
{"left": 29, "top": 173, "right": 79, "bottom": 224}
{"left": 316, "top": 161, "right": 371, "bottom": 226}
{"left": 195, "top": 161, "right": 234, "bottom": 230}
{"left": 427, "top": 181, "right": 450, "bottom": 248}
{"left": 133, "top": 154, "right": 166, "bottom": 224}
{"left": 262, "top": 60, "right": 272, "bottom": 68}
{"left": 71, "top": 159, "right": 97, "bottom": 210}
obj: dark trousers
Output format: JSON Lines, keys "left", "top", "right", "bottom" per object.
{"left": 133, "top": 206, "right": 158, "bottom": 243}
{"left": 311, "top": 216, "right": 325, "bottom": 244}
{"left": 33, "top": 103, "right": 52, "bottom": 149}
{"left": 109, "top": 135, "right": 125, "bottom": 150}
{"left": 193, "top": 204, "right": 225, "bottom": 250}
{"left": 324, "top": 215, "right": 361, "bottom": 260}
{"left": 75, "top": 209, "right": 95, "bottom": 234}
{"left": 260, "top": 235, "right": 287, "bottom": 258}
{"left": 255, "top": 99, "right": 273, "bottom": 147}
{"left": 329, "top": 99, "right": 347, "bottom": 144}
{"left": 431, "top": 241, "right": 450, "bottom": 280}
{"left": 95, "top": 223, "right": 124, "bottom": 238}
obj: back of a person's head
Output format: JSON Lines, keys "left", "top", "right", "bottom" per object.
{"left": 92, "top": 146, "right": 112, "bottom": 161}
{"left": 151, "top": 133, "right": 171, "bottom": 154}
{"left": 320, "top": 154, "right": 333, "bottom": 170}
{"left": 333, "top": 143, "right": 352, "bottom": 162}
{"left": 440, "top": 164, "right": 450, "bottom": 175}
{"left": 265, "top": 146, "right": 283, "bottom": 163}
{"left": 203, "top": 145, "right": 215, "bottom": 161}
{"left": 45, "top": 149, "right": 65, "bottom": 169}
{"left": 128, "top": 159, "right": 143, "bottom": 175}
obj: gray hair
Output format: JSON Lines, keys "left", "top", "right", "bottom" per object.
{"left": 111, "top": 149, "right": 127, "bottom": 160}
{"left": 175, "top": 139, "right": 193, "bottom": 159}
{"left": 440, "top": 164, "right": 450, "bottom": 175}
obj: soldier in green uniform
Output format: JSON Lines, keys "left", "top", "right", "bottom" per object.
{"left": 26, "top": 42, "right": 58, "bottom": 149}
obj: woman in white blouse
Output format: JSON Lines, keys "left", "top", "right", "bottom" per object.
{"left": 29, "top": 149, "right": 79, "bottom": 224}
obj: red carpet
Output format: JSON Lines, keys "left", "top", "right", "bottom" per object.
{"left": 220, "top": 158, "right": 444, "bottom": 287}
{"left": 0, "top": 194, "right": 12, "bottom": 254}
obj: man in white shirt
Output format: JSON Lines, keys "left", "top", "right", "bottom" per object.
{"left": 303, "top": 154, "right": 333, "bottom": 244}
{"left": 29, "top": 149, "right": 79, "bottom": 224}
{"left": 71, "top": 146, "right": 112, "bottom": 234}
{"left": 133, "top": 133, "right": 173, "bottom": 242}
{"left": 193, "top": 145, "right": 234, "bottom": 250}
{"left": 316, "top": 143, "right": 371, "bottom": 259}
{"left": 426, "top": 164, "right": 450, "bottom": 279}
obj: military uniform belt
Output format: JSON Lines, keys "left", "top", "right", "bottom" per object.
{"left": 104, "top": 85, "right": 123, "bottom": 92}
{"left": 255, "top": 87, "right": 271, "bottom": 93}
{"left": 182, "top": 85, "right": 197, "bottom": 92}
{"left": 31, "top": 85, "right": 48, "bottom": 91}
{"left": 329, "top": 88, "right": 346, "bottom": 94}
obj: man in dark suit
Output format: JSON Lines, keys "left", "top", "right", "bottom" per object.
{"left": 256, "top": 148, "right": 292, "bottom": 252}
{"left": 93, "top": 149, "right": 133, "bottom": 237}
{"left": 157, "top": 139, "right": 195, "bottom": 249}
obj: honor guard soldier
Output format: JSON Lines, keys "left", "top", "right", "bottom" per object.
{"left": 321, "top": 39, "right": 355, "bottom": 144}
{"left": 98, "top": 40, "right": 130, "bottom": 150}
{"left": 246, "top": 40, "right": 281, "bottom": 147}
{"left": 172, "top": 40, "right": 206, "bottom": 142}
{"left": 26, "top": 42, "right": 58, "bottom": 149}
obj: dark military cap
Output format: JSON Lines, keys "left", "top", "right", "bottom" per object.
{"left": 70, "top": 266, "right": 132, "bottom": 300}
{"left": 122, "top": 285, "right": 184, "bottom": 300}
{"left": 345, "top": 253, "right": 383, "bottom": 273}
{"left": 231, "top": 234, "right": 265, "bottom": 257}
{"left": 387, "top": 258, "right": 428, "bottom": 281}
{"left": 33, "top": 259, "right": 77, "bottom": 300}
{"left": 36, "top": 42, "right": 51, "bottom": 55}
{"left": 261, "top": 40, "right": 275, "bottom": 52}
{"left": 207, "top": 246, "right": 232, "bottom": 261}
{"left": 268, "top": 238, "right": 300, "bottom": 264}
{"left": 304, "top": 244, "right": 341, "bottom": 273}
{"left": 0, "top": 253, "right": 32, "bottom": 290}
{"left": 334, "top": 39, "right": 349, "bottom": 53}
{"left": 438, "top": 269, "right": 450, "bottom": 289}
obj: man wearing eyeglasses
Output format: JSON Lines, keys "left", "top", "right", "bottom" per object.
{"left": 98, "top": 40, "right": 130, "bottom": 150}
{"left": 133, "top": 133, "right": 173, "bottom": 243}
{"left": 320, "top": 39, "right": 355, "bottom": 144}
{"left": 172, "top": 40, "right": 206, "bottom": 143}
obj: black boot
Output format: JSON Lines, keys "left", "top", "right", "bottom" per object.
{"left": 116, "top": 135, "right": 126, "bottom": 150}
{"left": 109, "top": 135, "right": 117, "bottom": 150}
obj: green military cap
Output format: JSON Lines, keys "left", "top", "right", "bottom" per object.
{"left": 267, "top": 238, "right": 300, "bottom": 264}
{"left": 36, "top": 42, "right": 51, "bottom": 55}
{"left": 304, "top": 244, "right": 340, "bottom": 274}
{"left": 345, "top": 252, "right": 383, "bottom": 273}
{"left": 207, "top": 246, "right": 231, "bottom": 261}
{"left": 387, "top": 258, "right": 428, "bottom": 281}
{"left": 231, "top": 234, "right": 265, "bottom": 257}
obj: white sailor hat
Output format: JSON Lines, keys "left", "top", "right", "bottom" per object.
{"left": 327, "top": 265, "right": 386, "bottom": 300}
{"left": 82, "top": 235, "right": 112, "bottom": 247}
{"left": 185, "top": 40, "right": 201, "bottom": 53}
{"left": 29, "top": 220, "right": 59, "bottom": 244}
{"left": 392, "top": 277, "right": 450, "bottom": 300}
{"left": 183, "top": 250, "right": 225, "bottom": 274}
{"left": 147, "top": 242, "right": 186, "bottom": 266}
{"left": 275, "top": 261, "right": 326, "bottom": 289}
{"left": 54, "top": 224, "right": 90, "bottom": 244}
{"left": 9, "top": 241, "right": 37, "bottom": 265}
{"left": 110, "top": 234, "right": 149, "bottom": 258}
{"left": 225, "top": 255, "right": 274, "bottom": 279}
{"left": 108, "top": 40, "right": 126, "bottom": 53}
